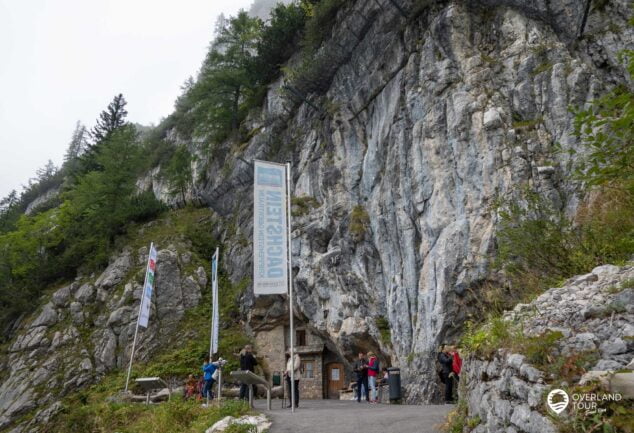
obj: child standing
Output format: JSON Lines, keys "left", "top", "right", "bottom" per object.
{"left": 184, "top": 374, "right": 197, "bottom": 400}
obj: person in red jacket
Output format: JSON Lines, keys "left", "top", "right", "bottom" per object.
{"left": 449, "top": 346, "right": 462, "bottom": 402}
{"left": 367, "top": 352, "right": 380, "bottom": 403}
{"left": 451, "top": 347, "right": 462, "bottom": 377}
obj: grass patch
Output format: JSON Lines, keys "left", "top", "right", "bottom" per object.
{"left": 462, "top": 318, "right": 600, "bottom": 383}
{"left": 349, "top": 205, "right": 370, "bottom": 241}
{"left": 45, "top": 392, "right": 252, "bottom": 433}
{"left": 606, "top": 278, "right": 634, "bottom": 294}
{"left": 461, "top": 317, "right": 563, "bottom": 371}
{"left": 531, "top": 62, "right": 553, "bottom": 76}
{"left": 495, "top": 189, "right": 634, "bottom": 298}
{"left": 224, "top": 423, "right": 258, "bottom": 433}
{"left": 291, "top": 195, "right": 320, "bottom": 217}
{"left": 481, "top": 53, "right": 500, "bottom": 66}
{"left": 442, "top": 399, "right": 481, "bottom": 433}
{"left": 512, "top": 117, "right": 542, "bottom": 130}
{"left": 548, "top": 350, "right": 600, "bottom": 383}
{"left": 120, "top": 207, "right": 217, "bottom": 254}
{"left": 376, "top": 316, "right": 391, "bottom": 346}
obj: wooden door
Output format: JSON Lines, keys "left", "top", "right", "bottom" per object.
{"left": 326, "top": 363, "right": 344, "bottom": 399}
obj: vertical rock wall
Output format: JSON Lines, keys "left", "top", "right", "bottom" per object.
{"left": 197, "top": 0, "right": 633, "bottom": 402}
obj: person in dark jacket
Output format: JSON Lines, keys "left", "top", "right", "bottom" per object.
{"left": 239, "top": 345, "right": 258, "bottom": 400}
{"left": 438, "top": 345, "right": 455, "bottom": 403}
{"left": 352, "top": 352, "right": 369, "bottom": 403}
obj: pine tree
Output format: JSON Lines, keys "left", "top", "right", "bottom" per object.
{"left": 65, "top": 121, "right": 89, "bottom": 163}
{"left": 0, "top": 190, "right": 20, "bottom": 233}
{"left": 78, "top": 94, "right": 129, "bottom": 174}
{"left": 91, "top": 93, "right": 128, "bottom": 143}
{"left": 189, "top": 11, "right": 263, "bottom": 139}
{"left": 254, "top": 2, "right": 307, "bottom": 85}
{"left": 35, "top": 160, "right": 57, "bottom": 181}
{"left": 164, "top": 146, "right": 193, "bottom": 204}
{"left": 61, "top": 124, "right": 142, "bottom": 267}
{"left": 63, "top": 121, "right": 90, "bottom": 180}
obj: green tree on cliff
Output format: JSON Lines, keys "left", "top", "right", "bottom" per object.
{"left": 79, "top": 94, "right": 129, "bottom": 174}
{"left": 60, "top": 124, "right": 146, "bottom": 268}
{"left": 188, "top": 11, "right": 263, "bottom": 141}
{"left": 164, "top": 146, "right": 194, "bottom": 204}
{"left": 91, "top": 93, "right": 128, "bottom": 143}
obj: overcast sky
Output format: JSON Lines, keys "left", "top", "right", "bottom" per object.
{"left": 0, "top": 0, "right": 255, "bottom": 198}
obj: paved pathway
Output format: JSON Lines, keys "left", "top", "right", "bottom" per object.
{"left": 255, "top": 399, "right": 453, "bottom": 433}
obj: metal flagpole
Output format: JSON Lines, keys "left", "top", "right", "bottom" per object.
{"left": 208, "top": 247, "right": 219, "bottom": 406}
{"left": 125, "top": 242, "right": 153, "bottom": 393}
{"left": 208, "top": 251, "right": 215, "bottom": 361}
{"left": 286, "top": 162, "right": 295, "bottom": 413}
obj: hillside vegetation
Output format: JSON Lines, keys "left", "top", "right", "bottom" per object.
{"left": 0, "top": 0, "right": 340, "bottom": 340}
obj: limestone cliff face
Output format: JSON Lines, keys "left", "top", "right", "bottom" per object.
{"left": 2, "top": 1, "right": 633, "bottom": 429}
{"left": 188, "top": 0, "right": 633, "bottom": 403}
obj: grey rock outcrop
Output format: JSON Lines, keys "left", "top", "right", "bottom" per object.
{"left": 74, "top": 283, "right": 95, "bottom": 304}
{"left": 0, "top": 242, "right": 207, "bottom": 432}
{"left": 24, "top": 187, "right": 60, "bottom": 215}
{"left": 30, "top": 303, "right": 58, "bottom": 328}
{"left": 504, "top": 264, "right": 634, "bottom": 372}
{"left": 51, "top": 285, "right": 71, "bottom": 307}
{"left": 95, "top": 249, "right": 133, "bottom": 289}
{"left": 461, "top": 264, "right": 634, "bottom": 433}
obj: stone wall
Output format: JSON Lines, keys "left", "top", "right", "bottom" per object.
{"left": 458, "top": 264, "right": 634, "bottom": 433}
{"left": 298, "top": 353, "right": 323, "bottom": 399}
{"left": 255, "top": 325, "right": 286, "bottom": 378}
{"left": 255, "top": 324, "right": 329, "bottom": 399}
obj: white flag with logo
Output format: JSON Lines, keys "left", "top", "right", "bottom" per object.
{"left": 139, "top": 243, "right": 157, "bottom": 328}
{"left": 253, "top": 160, "right": 288, "bottom": 295}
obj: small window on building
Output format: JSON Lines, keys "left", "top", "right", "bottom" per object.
{"left": 303, "top": 360, "right": 314, "bottom": 379}
{"left": 296, "top": 329, "right": 306, "bottom": 346}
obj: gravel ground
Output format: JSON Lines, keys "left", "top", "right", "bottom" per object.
{"left": 255, "top": 399, "right": 453, "bottom": 433}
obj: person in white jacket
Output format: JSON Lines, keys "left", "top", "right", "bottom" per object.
{"left": 284, "top": 353, "right": 302, "bottom": 408}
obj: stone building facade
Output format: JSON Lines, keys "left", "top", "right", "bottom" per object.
{"left": 255, "top": 322, "right": 348, "bottom": 399}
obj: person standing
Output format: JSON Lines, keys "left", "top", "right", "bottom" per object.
{"left": 285, "top": 352, "right": 301, "bottom": 408}
{"left": 367, "top": 352, "right": 380, "bottom": 403}
{"left": 352, "top": 352, "right": 369, "bottom": 403}
{"left": 184, "top": 374, "right": 197, "bottom": 400}
{"left": 239, "top": 345, "right": 258, "bottom": 400}
{"left": 201, "top": 356, "right": 217, "bottom": 401}
{"left": 450, "top": 346, "right": 462, "bottom": 400}
{"left": 437, "top": 345, "right": 454, "bottom": 403}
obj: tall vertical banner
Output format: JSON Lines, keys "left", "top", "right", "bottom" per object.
{"left": 125, "top": 242, "right": 158, "bottom": 392}
{"left": 253, "top": 160, "right": 289, "bottom": 295}
{"left": 138, "top": 243, "right": 157, "bottom": 328}
{"left": 210, "top": 247, "right": 219, "bottom": 356}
